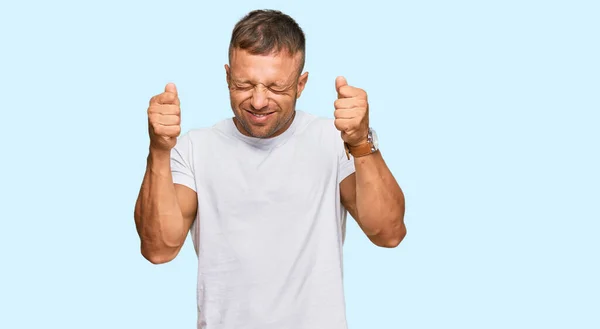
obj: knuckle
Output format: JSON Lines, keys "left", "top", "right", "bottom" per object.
{"left": 155, "top": 94, "right": 165, "bottom": 104}
{"left": 172, "top": 126, "right": 181, "bottom": 136}
{"left": 151, "top": 123, "right": 162, "bottom": 134}
{"left": 169, "top": 104, "right": 180, "bottom": 114}
{"left": 334, "top": 119, "right": 343, "bottom": 130}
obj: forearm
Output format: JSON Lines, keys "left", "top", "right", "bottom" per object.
{"left": 134, "top": 149, "right": 187, "bottom": 262}
{"left": 354, "top": 151, "right": 406, "bottom": 247}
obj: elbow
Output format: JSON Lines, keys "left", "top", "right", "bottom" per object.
{"left": 141, "top": 245, "right": 178, "bottom": 265}
{"left": 382, "top": 230, "right": 406, "bottom": 248}
{"left": 376, "top": 200, "right": 406, "bottom": 248}
{"left": 144, "top": 254, "right": 174, "bottom": 265}
{"left": 379, "top": 231, "right": 406, "bottom": 248}
{"left": 373, "top": 223, "right": 407, "bottom": 248}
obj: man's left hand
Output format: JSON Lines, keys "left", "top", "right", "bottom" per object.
{"left": 334, "top": 76, "right": 370, "bottom": 146}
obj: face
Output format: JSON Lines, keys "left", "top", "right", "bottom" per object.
{"left": 225, "top": 48, "right": 308, "bottom": 138}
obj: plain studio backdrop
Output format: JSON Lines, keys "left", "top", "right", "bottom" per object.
{"left": 0, "top": 0, "right": 598, "bottom": 328}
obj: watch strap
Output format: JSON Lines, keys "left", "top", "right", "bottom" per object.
{"left": 344, "top": 141, "right": 373, "bottom": 159}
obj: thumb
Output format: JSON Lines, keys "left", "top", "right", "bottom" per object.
{"left": 165, "top": 82, "right": 178, "bottom": 95}
{"left": 335, "top": 76, "right": 348, "bottom": 98}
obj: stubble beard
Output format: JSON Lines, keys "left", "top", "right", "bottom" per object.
{"left": 234, "top": 94, "right": 297, "bottom": 139}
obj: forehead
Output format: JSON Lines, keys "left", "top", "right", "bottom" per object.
{"left": 229, "top": 48, "right": 301, "bottom": 84}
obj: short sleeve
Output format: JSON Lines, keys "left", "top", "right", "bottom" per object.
{"left": 170, "top": 132, "right": 197, "bottom": 192}
{"left": 336, "top": 134, "right": 356, "bottom": 184}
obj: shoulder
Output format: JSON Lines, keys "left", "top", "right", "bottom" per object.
{"left": 294, "top": 111, "right": 350, "bottom": 164}
{"left": 292, "top": 111, "right": 346, "bottom": 160}
{"left": 177, "top": 117, "right": 234, "bottom": 146}
{"left": 297, "top": 110, "right": 337, "bottom": 134}
{"left": 295, "top": 110, "right": 340, "bottom": 140}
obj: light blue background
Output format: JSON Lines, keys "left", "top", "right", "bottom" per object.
{"left": 1, "top": 0, "right": 598, "bottom": 328}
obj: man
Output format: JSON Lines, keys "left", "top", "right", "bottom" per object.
{"left": 134, "top": 9, "right": 406, "bottom": 329}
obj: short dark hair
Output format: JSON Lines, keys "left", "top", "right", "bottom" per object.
{"left": 229, "top": 9, "right": 306, "bottom": 73}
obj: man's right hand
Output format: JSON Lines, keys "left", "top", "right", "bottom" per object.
{"left": 148, "top": 83, "right": 181, "bottom": 152}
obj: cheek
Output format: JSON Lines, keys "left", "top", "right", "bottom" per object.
{"left": 230, "top": 93, "right": 248, "bottom": 108}
{"left": 273, "top": 94, "right": 295, "bottom": 109}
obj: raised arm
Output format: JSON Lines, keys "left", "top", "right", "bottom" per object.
{"left": 134, "top": 83, "right": 198, "bottom": 264}
{"left": 334, "top": 76, "right": 406, "bottom": 248}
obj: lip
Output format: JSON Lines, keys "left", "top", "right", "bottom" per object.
{"left": 245, "top": 109, "right": 275, "bottom": 124}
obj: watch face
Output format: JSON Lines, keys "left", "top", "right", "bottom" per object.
{"left": 370, "top": 128, "right": 379, "bottom": 150}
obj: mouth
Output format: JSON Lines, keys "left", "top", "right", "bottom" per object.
{"left": 245, "top": 110, "right": 275, "bottom": 118}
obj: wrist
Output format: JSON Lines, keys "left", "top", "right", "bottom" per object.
{"left": 344, "top": 127, "right": 379, "bottom": 159}
{"left": 149, "top": 146, "right": 171, "bottom": 158}
{"left": 148, "top": 147, "right": 172, "bottom": 171}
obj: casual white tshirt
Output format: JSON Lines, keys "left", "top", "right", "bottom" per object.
{"left": 170, "top": 110, "right": 356, "bottom": 329}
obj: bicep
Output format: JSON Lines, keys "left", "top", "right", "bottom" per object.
{"left": 175, "top": 183, "right": 198, "bottom": 231}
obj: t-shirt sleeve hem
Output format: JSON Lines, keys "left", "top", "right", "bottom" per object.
{"left": 337, "top": 156, "right": 356, "bottom": 183}
{"left": 172, "top": 173, "right": 197, "bottom": 192}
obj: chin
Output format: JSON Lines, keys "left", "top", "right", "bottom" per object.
{"left": 249, "top": 129, "right": 275, "bottom": 138}
{"left": 234, "top": 115, "right": 276, "bottom": 138}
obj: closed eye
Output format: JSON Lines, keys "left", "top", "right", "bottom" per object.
{"left": 233, "top": 84, "right": 253, "bottom": 91}
{"left": 268, "top": 86, "right": 289, "bottom": 94}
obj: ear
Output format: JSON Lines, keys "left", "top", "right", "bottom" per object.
{"left": 296, "top": 71, "right": 309, "bottom": 98}
{"left": 224, "top": 64, "right": 231, "bottom": 87}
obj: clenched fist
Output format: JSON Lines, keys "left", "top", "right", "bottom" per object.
{"left": 333, "top": 76, "right": 370, "bottom": 146}
{"left": 148, "top": 83, "right": 181, "bottom": 151}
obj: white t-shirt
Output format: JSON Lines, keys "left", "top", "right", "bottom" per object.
{"left": 170, "top": 110, "right": 356, "bottom": 329}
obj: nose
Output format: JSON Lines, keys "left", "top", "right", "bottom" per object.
{"left": 250, "top": 86, "right": 269, "bottom": 111}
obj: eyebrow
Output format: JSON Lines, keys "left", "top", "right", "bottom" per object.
{"left": 231, "top": 78, "right": 290, "bottom": 89}
{"left": 230, "top": 78, "right": 252, "bottom": 85}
